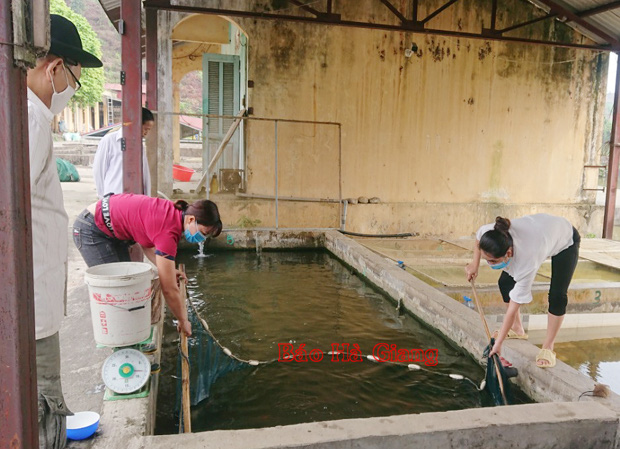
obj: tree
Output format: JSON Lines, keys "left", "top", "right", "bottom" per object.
{"left": 65, "top": 0, "right": 122, "bottom": 85}
{"left": 50, "top": 0, "right": 104, "bottom": 106}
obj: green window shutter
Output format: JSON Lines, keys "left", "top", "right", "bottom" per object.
{"left": 222, "top": 62, "right": 235, "bottom": 134}
{"left": 203, "top": 54, "right": 241, "bottom": 170}
{"left": 207, "top": 60, "right": 221, "bottom": 135}
{"left": 207, "top": 60, "right": 236, "bottom": 137}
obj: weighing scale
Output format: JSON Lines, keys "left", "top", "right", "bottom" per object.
{"left": 102, "top": 348, "right": 151, "bottom": 395}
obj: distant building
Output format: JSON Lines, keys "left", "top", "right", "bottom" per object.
{"left": 54, "top": 83, "right": 146, "bottom": 134}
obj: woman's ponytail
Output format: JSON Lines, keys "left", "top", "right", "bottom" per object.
{"left": 494, "top": 217, "right": 511, "bottom": 234}
{"left": 174, "top": 200, "right": 189, "bottom": 211}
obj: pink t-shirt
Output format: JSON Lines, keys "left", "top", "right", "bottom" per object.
{"left": 95, "top": 194, "right": 183, "bottom": 259}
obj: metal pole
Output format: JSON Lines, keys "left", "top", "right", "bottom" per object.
{"left": 121, "top": 0, "right": 144, "bottom": 194}
{"left": 338, "top": 124, "right": 342, "bottom": 229}
{"left": 0, "top": 2, "right": 39, "bottom": 447}
{"left": 275, "top": 120, "right": 279, "bottom": 229}
{"left": 145, "top": 7, "right": 159, "bottom": 197}
{"left": 603, "top": 54, "right": 620, "bottom": 238}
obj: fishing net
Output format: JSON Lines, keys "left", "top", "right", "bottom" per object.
{"left": 176, "top": 308, "right": 248, "bottom": 408}
{"left": 482, "top": 338, "right": 518, "bottom": 406}
{"left": 174, "top": 307, "right": 516, "bottom": 419}
{"left": 175, "top": 302, "right": 490, "bottom": 411}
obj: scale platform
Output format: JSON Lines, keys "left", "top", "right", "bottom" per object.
{"left": 102, "top": 326, "right": 158, "bottom": 401}
{"left": 104, "top": 381, "right": 150, "bottom": 401}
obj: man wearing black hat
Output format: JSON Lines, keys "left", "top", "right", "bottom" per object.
{"left": 26, "top": 14, "right": 102, "bottom": 449}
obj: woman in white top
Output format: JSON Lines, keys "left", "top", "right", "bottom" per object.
{"left": 465, "top": 214, "right": 580, "bottom": 368}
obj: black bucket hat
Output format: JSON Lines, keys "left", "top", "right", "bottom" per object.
{"left": 49, "top": 14, "right": 103, "bottom": 68}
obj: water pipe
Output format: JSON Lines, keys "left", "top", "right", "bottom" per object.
{"left": 339, "top": 230, "right": 416, "bottom": 238}
{"left": 157, "top": 190, "right": 171, "bottom": 200}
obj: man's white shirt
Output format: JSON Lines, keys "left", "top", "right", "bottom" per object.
{"left": 93, "top": 128, "right": 151, "bottom": 198}
{"left": 27, "top": 88, "right": 68, "bottom": 339}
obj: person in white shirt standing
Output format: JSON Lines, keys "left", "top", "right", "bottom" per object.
{"left": 93, "top": 107, "right": 154, "bottom": 198}
{"left": 465, "top": 214, "right": 580, "bottom": 369}
{"left": 26, "top": 14, "right": 102, "bottom": 449}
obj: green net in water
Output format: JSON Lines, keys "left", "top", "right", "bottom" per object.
{"left": 178, "top": 309, "right": 249, "bottom": 408}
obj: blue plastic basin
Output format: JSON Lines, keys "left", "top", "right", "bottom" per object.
{"left": 66, "top": 411, "right": 100, "bottom": 440}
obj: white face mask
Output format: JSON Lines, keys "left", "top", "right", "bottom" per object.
{"left": 49, "top": 64, "right": 76, "bottom": 115}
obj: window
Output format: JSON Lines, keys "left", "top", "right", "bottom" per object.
{"left": 204, "top": 56, "right": 240, "bottom": 137}
{"left": 203, "top": 54, "right": 241, "bottom": 171}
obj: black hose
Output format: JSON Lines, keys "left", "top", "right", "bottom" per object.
{"left": 338, "top": 230, "right": 416, "bottom": 238}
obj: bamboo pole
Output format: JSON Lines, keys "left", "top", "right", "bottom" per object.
{"left": 196, "top": 108, "right": 246, "bottom": 195}
{"left": 179, "top": 264, "right": 191, "bottom": 433}
{"left": 470, "top": 280, "right": 508, "bottom": 405}
{"left": 470, "top": 281, "right": 492, "bottom": 339}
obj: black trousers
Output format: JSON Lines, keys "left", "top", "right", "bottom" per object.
{"left": 498, "top": 227, "right": 580, "bottom": 316}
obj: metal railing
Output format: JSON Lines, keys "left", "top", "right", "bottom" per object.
{"left": 158, "top": 111, "right": 343, "bottom": 229}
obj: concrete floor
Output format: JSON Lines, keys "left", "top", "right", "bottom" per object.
{"left": 59, "top": 167, "right": 110, "bottom": 449}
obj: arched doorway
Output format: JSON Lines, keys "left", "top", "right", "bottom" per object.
{"left": 172, "top": 14, "right": 248, "bottom": 192}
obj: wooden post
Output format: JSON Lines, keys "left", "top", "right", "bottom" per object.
{"left": 195, "top": 109, "right": 246, "bottom": 195}
{"left": 179, "top": 264, "right": 191, "bottom": 433}
{"left": 470, "top": 281, "right": 508, "bottom": 405}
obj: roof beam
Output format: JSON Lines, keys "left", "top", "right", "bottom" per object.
{"left": 380, "top": 0, "right": 409, "bottom": 24}
{"left": 421, "top": 0, "right": 459, "bottom": 25}
{"left": 490, "top": 0, "right": 498, "bottom": 31}
{"left": 288, "top": 0, "right": 322, "bottom": 18}
{"left": 496, "top": 12, "right": 556, "bottom": 34}
{"left": 142, "top": 0, "right": 616, "bottom": 51}
{"left": 287, "top": 0, "right": 340, "bottom": 21}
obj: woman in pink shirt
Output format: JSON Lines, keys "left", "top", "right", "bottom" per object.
{"left": 73, "top": 194, "right": 222, "bottom": 335}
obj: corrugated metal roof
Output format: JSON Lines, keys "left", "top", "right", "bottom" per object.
{"left": 99, "top": 0, "right": 120, "bottom": 12}
{"left": 98, "top": 0, "right": 120, "bottom": 26}
{"left": 528, "top": 0, "right": 620, "bottom": 45}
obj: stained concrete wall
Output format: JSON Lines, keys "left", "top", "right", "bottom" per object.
{"left": 172, "top": 14, "right": 230, "bottom": 43}
{"left": 160, "top": 0, "right": 608, "bottom": 236}
{"left": 243, "top": 0, "right": 606, "bottom": 202}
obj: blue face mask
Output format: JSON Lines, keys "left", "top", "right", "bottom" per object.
{"left": 489, "top": 258, "right": 510, "bottom": 270}
{"left": 184, "top": 221, "right": 206, "bottom": 244}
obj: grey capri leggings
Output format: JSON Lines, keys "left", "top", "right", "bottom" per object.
{"left": 72, "top": 209, "right": 131, "bottom": 267}
{"left": 498, "top": 227, "right": 580, "bottom": 316}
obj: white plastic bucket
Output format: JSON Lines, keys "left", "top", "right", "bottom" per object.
{"left": 84, "top": 262, "right": 154, "bottom": 347}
